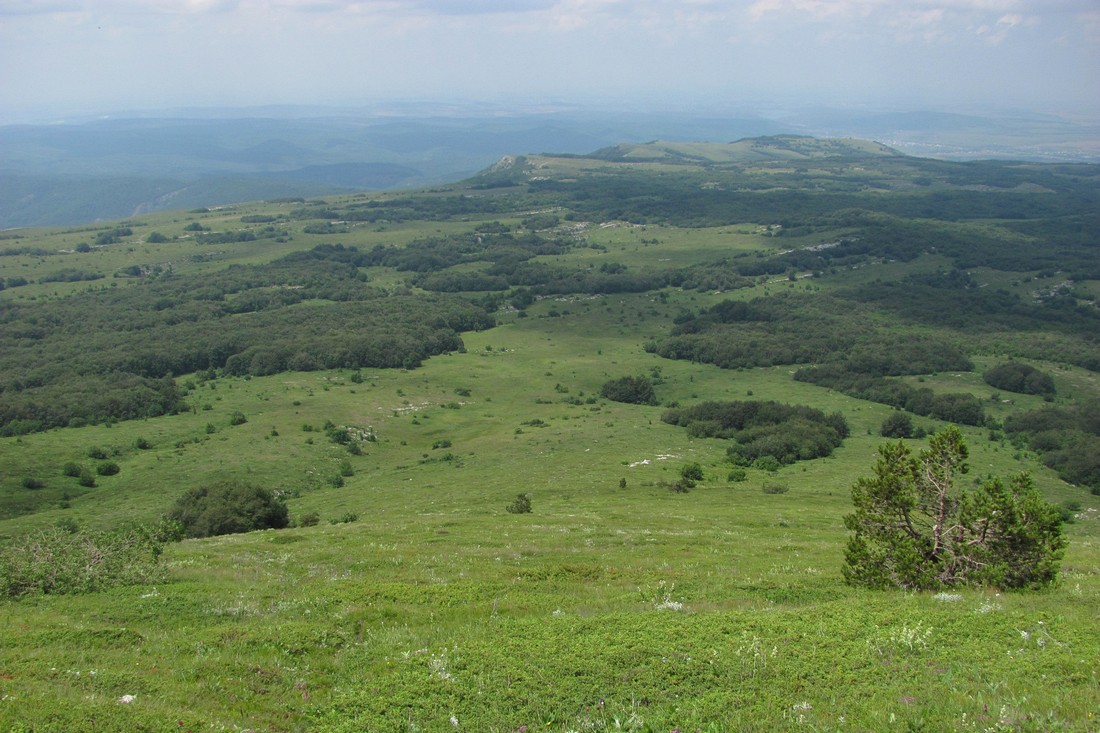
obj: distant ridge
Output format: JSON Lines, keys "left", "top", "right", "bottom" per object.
{"left": 589, "top": 135, "right": 902, "bottom": 163}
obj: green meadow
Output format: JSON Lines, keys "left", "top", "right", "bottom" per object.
{"left": 1, "top": 139, "right": 1098, "bottom": 731}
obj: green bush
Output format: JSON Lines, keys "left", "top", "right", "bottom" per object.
{"left": 880, "top": 411, "right": 914, "bottom": 439}
{"left": 96, "top": 461, "right": 121, "bottom": 476}
{"left": 600, "top": 375, "right": 657, "bottom": 405}
{"left": 0, "top": 524, "right": 166, "bottom": 597}
{"left": 299, "top": 512, "right": 321, "bottom": 527}
{"left": 61, "top": 462, "right": 83, "bottom": 478}
{"left": 506, "top": 493, "right": 532, "bottom": 514}
{"left": 166, "top": 481, "right": 289, "bottom": 538}
{"left": 680, "top": 462, "right": 704, "bottom": 482}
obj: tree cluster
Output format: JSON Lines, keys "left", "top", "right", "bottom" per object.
{"left": 661, "top": 400, "right": 848, "bottom": 465}
{"left": 983, "top": 361, "right": 1056, "bottom": 397}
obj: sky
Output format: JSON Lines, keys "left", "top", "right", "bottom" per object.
{"left": 1, "top": 0, "right": 1098, "bottom": 123}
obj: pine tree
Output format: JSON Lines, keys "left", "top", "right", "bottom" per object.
{"left": 843, "top": 426, "right": 1065, "bottom": 590}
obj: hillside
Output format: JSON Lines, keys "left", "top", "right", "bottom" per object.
{"left": 1, "top": 137, "right": 1099, "bottom": 731}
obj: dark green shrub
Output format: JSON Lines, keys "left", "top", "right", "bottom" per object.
{"left": 506, "top": 493, "right": 532, "bottom": 514}
{"left": 880, "top": 411, "right": 914, "bottom": 439}
{"left": 299, "top": 512, "right": 321, "bottom": 527}
{"left": 96, "top": 462, "right": 121, "bottom": 476}
{"left": 680, "top": 463, "right": 704, "bottom": 482}
{"left": 600, "top": 375, "right": 657, "bottom": 405}
{"left": 762, "top": 483, "right": 789, "bottom": 494}
{"left": 166, "top": 482, "right": 289, "bottom": 538}
{"left": 727, "top": 469, "right": 747, "bottom": 482}
{"left": 984, "top": 362, "right": 1055, "bottom": 397}
{"left": 133, "top": 437, "right": 152, "bottom": 450}
{"left": 62, "top": 462, "right": 83, "bottom": 478}
{"left": 88, "top": 446, "right": 109, "bottom": 459}
{"left": 77, "top": 470, "right": 96, "bottom": 488}
{"left": 229, "top": 411, "right": 247, "bottom": 426}
{"left": 327, "top": 426, "right": 351, "bottom": 444}
{"left": 21, "top": 477, "right": 45, "bottom": 490}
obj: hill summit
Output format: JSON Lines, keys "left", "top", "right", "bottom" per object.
{"left": 590, "top": 135, "right": 901, "bottom": 163}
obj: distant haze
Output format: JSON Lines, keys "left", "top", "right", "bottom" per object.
{"left": 1, "top": 0, "right": 1098, "bottom": 123}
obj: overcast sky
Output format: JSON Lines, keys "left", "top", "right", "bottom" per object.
{"left": 1, "top": 0, "right": 1098, "bottom": 123}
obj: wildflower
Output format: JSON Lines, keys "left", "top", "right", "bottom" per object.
{"left": 117, "top": 694, "right": 136, "bottom": 704}
{"left": 450, "top": 714, "right": 459, "bottom": 727}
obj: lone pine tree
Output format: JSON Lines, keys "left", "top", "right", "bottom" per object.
{"left": 843, "top": 426, "right": 1065, "bottom": 590}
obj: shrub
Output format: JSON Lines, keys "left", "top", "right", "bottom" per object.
{"left": 680, "top": 463, "right": 704, "bottom": 482}
{"left": 87, "top": 446, "right": 109, "bottom": 460}
{"left": 62, "top": 462, "right": 83, "bottom": 478}
{"left": 762, "top": 483, "right": 789, "bottom": 494}
{"left": 166, "top": 481, "right": 289, "bottom": 538}
{"left": 844, "top": 426, "right": 1065, "bottom": 590}
{"left": 229, "top": 411, "right": 248, "bottom": 426}
{"left": 752, "top": 455, "right": 781, "bottom": 472}
{"left": 600, "top": 375, "right": 657, "bottom": 405}
{"left": 21, "top": 477, "right": 45, "bottom": 490}
{"left": 880, "top": 411, "right": 914, "bottom": 439}
{"left": 96, "top": 462, "right": 121, "bottom": 476}
{"left": 0, "top": 524, "right": 166, "bottom": 597}
{"left": 506, "top": 493, "right": 532, "bottom": 514}
{"left": 299, "top": 512, "right": 321, "bottom": 527}
{"left": 727, "top": 468, "right": 747, "bottom": 482}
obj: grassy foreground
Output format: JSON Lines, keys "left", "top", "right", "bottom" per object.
{"left": 2, "top": 297, "right": 1099, "bottom": 731}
